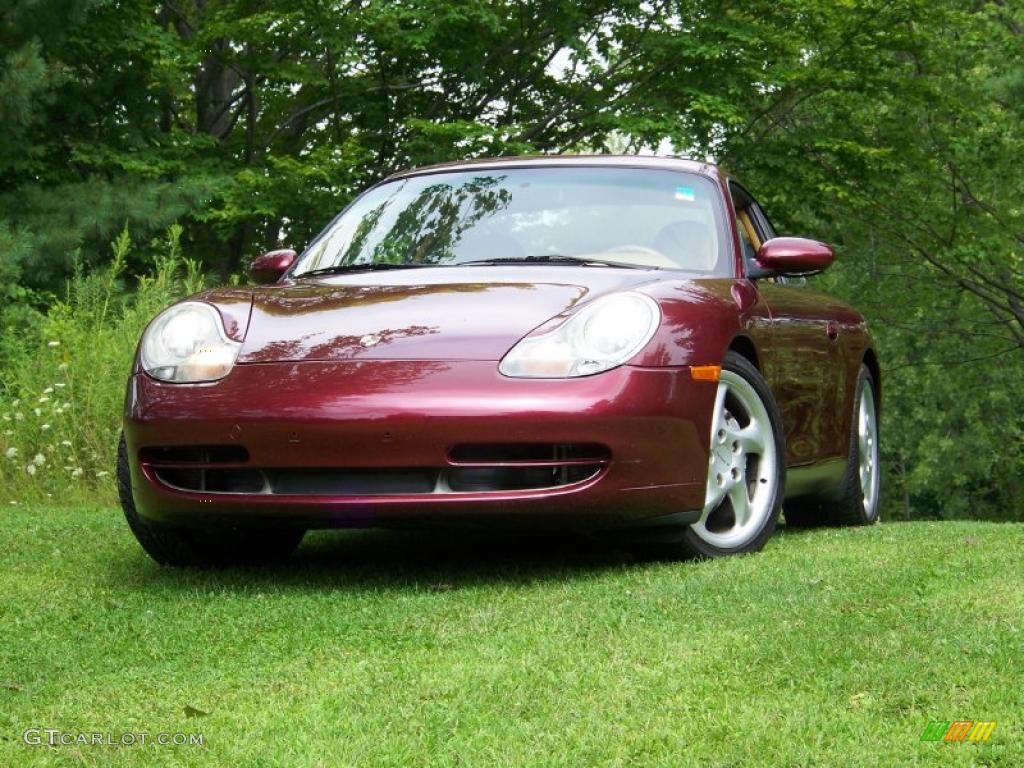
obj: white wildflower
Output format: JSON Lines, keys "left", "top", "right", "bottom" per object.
{"left": 4, "top": 447, "right": 17, "bottom": 459}
{"left": 33, "top": 453, "right": 46, "bottom": 466}
{"left": 41, "top": 424, "right": 51, "bottom": 431}
{"left": 3, "top": 430, "right": 12, "bottom": 437}
{"left": 26, "top": 463, "right": 36, "bottom": 476}
{"left": 95, "top": 470, "right": 110, "bottom": 478}
{"left": 1, "top": 413, "right": 9, "bottom": 421}
{"left": 48, "top": 340, "right": 60, "bottom": 347}
{"left": 71, "top": 468, "right": 83, "bottom": 478}
{"left": 33, "top": 408, "right": 41, "bottom": 417}
{"left": 61, "top": 440, "right": 72, "bottom": 447}
{"left": 38, "top": 396, "right": 50, "bottom": 403}
{"left": 43, "top": 387, "right": 54, "bottom": 395}
{"left": 12, "top": 399, "right": 20, "bottom": 407}
{"left": 57, "top": 363, "right": 68, "bottom": 371}
{"left": 14, "top": 412, "right": 24, "bottom": 421}
{"left": 55, "top": 383, "right": 66, "bottom": 388}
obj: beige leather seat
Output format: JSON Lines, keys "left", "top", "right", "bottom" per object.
{"left": 652, "top": 220, "right": 719, "bottom": 271}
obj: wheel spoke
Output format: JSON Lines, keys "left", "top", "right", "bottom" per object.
{"left": 703, "top": 380, "right": 731, "bottom": 514}
{"left": 709, "top": 383, "right": 728, "bottom": 439}
{"left": 704, "top": 481, "right": 727, "bottom": 515}
{"left": 858, "top": 420, "right": 870, "bottom": 457}
{"left": 728, "top": 483, "right": 752, "bottom": 527}
{"left": 728, "top": 421, "right": 766, "bottom": 454}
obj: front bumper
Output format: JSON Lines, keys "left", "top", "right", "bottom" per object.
{"left": 123, "top": 360, "right": 716, "bottom": 530}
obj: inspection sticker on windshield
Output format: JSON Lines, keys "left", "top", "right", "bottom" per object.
{"left": 674, "top": 186, "right": 696, "bottom": 202}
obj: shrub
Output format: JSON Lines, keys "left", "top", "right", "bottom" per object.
{"left": 0, "top": 227, "right": 205, "bottom": 505}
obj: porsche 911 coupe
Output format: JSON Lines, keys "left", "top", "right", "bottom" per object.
{"left": 118, "top": 155, "right": 881, "bottom": 566}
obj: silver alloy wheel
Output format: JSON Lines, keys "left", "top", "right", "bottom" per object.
{"left": 693, "top": 370, "right": 778, "bottom": 548}
{"left": 858, "top": 383, "right": 880, "bottom": 518}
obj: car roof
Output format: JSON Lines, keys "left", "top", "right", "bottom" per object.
{"left": 385, "top": 154, "right": 725, "bottom": 183}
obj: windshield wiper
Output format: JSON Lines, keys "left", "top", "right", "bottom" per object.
{"left": 455, "top": 254, "right": 651, "bottom": 269}
{"left": 294, "top": 263, "right": 430, "bottom": 278}
{"left": 296, "top": 254, "right": 654, "bottom": 277}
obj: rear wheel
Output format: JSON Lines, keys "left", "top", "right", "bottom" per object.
{"left": 117, "top": 434, "right": 304, "bottom": 567}
{"left": 784, "top": 365, "right": 880, "bottom": 526}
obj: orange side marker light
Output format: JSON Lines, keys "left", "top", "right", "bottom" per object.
{"left": 690, "top": 365, "right": 721, "bottom": 382}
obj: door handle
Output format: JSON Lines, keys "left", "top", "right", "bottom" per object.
{"left": 826, "top": 321, "right": 839, "bottom": 341}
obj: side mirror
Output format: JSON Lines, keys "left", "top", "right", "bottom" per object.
{"left": 248, "top": 249, "right": 297, "bottom": 284}
{"left": 754, "top": 237, "right": 834, "bottom": 276}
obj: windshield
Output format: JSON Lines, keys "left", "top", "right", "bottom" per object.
{"left": 294, "top": 167, "right": 729, "bottom": 275}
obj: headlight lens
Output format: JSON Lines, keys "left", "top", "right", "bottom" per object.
{"left": 140, "top": 302, "right": 241, "bottom": 383}
{"left": 499, "top": 292, "right": 660, "bottom": 378}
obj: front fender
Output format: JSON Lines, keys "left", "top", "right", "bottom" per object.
{"left": 632, "top": 279, "right": 750, "bottom": 367}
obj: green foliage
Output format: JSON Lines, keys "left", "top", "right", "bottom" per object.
{"left": 2, "top": 0, "right": 822, "bottom": 282}
{"left": 0, "top": 227, "right": 202, "bottom": 503}
{"left": 0, "top": 39, "right": 50, "bottom": 165}
{"left": 718, "top": 1, "right": 1024, "bottom": 520}
{"left": 828, "top": 262, "right": 1024, "bottom": 521}
{"left": 0, "top": 223, "right": 37, "bottom": 304}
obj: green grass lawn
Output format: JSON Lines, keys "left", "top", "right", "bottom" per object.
{"left": 1, "top": 507, "right": 1021, "bottom": 767}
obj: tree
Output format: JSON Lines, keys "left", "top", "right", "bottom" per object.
{"left": 2, "top": 0, "right": 826, "bottom": 282}
{"left": 717, "top": 0, "right": 1024, "bottom": 519}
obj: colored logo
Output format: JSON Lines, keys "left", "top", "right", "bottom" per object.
{"left": 920, "top": 721, "right": 996, "bottom": 742}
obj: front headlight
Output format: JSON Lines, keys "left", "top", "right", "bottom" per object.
{"left": 140, "top": 302, "right": 241, "bottom": 383}
{"left": 499, "top": 292, "right": 660, "bottom": 378}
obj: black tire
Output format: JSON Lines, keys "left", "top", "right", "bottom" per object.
{"left": 781, "top": 496, "right": 821, "bottom": 527}
{"left": 783, "top": 365, "right": 880, "bottom": 527}
{"left": 644, "top": 352, "right": 786, "bottom": 560}
{"left": 117, "top": 434, "right": 305, "bottom": 567}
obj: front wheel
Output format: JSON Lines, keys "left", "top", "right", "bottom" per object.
{"left": 117, "top": 434, "right": 305, "bottom": 567}
{"left": 643, "top": 352, "right": 785, "bottom": 560}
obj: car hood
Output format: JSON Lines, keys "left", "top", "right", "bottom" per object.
{"left": 235, "top": 266, "right": 662, "bottom": 363}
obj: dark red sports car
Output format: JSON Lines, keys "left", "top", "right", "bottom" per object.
{"left": 119, "top": 156, "right": 880, "bottom": 566}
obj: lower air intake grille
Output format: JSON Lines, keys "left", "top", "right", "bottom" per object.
{"left": 143, "top": 442, "right": 609, "bottom": 496}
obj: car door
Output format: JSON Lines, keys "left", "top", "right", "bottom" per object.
{"left": 730, "top": 184, "right": 843, "bottom": 466}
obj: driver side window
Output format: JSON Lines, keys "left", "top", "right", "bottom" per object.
{"left": 736, "top": 216, "right": 758, "bottom": 263}
{"left": 730, "top": 182, "right": 765, "bottom": 276}
{"left": 729, "top": 182, "right": 805, "bottom": 286}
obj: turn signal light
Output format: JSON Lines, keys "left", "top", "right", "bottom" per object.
{"left": 690, "top": 365, "right": 721, "bottom": 382}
